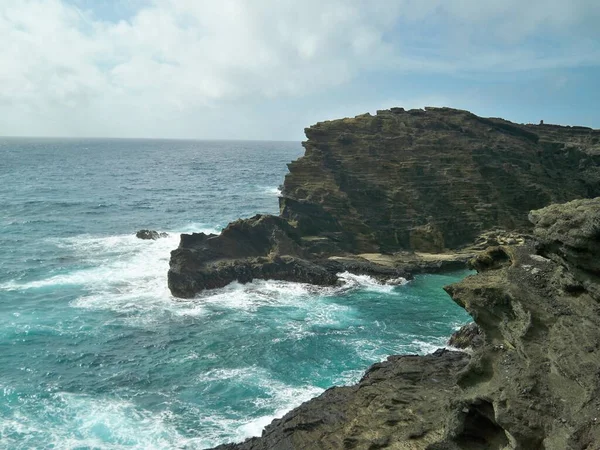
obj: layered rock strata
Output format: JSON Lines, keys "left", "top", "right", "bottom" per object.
{"left": 169, "top": 108, "right": 599, "bottom": 298}
{"left": 281, "top": 108, "right": 599, "bottom": 254}
{"left": 210, "top": 197, "right": 600, "bottom": 449}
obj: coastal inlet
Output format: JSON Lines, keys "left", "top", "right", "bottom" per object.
{"left": 0, "top": 138, "right": 471, "bottom": 449}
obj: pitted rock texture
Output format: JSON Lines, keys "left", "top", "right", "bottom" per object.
{"left": 529, "top": 198, "right": 600, "bottom": 277}
{"left": 280, "top": 107, "right": 600, "bottom": 253}
{"left": 209, "top": 197, "right": 600, "bottom": 450}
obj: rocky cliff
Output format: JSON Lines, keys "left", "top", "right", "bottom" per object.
{"left": 169, "top": 108, "right": 599, "bottom": 298}
{"left": 281, "top": 107, "right": 600, "bottom": 254}
{"left": 211, "top": 197, "right": 600, "bottom": 450}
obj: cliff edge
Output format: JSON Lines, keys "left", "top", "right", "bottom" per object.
{"left": 211, "top": 197, "right": 600, "bottom": 450}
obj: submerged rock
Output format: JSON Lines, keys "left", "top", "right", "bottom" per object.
{"left": 136, "top": 229, "right": 168, "bottom": 240}
{"left": 209, "top": 197, "right": 600, "bottom": 449}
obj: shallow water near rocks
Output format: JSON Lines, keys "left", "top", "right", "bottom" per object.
{"left": 0, "top": 138, "right": 471, "bottom": 449}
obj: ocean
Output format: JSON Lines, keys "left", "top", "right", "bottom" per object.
{"left": 0, "top": 138, "right": 471, "bottom": 449}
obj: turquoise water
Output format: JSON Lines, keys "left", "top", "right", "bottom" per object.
{"left": 0, "top": 138, "right": 471, "bottom": 449}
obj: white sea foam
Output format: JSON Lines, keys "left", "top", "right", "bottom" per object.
{"left": 0, "top": 226, "right": 374, "bottom": 331}
{"left": 1, "top": 228, "right": 406, "bottom": 323}
{"left": 262, "top": 186, "right": 282, "bottom": 197}
{"left": 197, "top": 366, "right": 324, "bottom": 441}
{"left": 0, "top": 384, "right": 323, "bottom": 450}
{"left": 0, "top": 392, "right": 203, "bottom": 450}
{"left": 195, "top": 278, "right": 353, "bottom": 319}
{"left": 189, "top": 279, "right": 363, "bottom": 343}
{"left": 0, "top": 226, "right": 220, "bottom": 325}
{"left": 196, "top": 279, "right": 315, "bottom": 312}
{"left": 245, "top": 382, "right": 323, "bottom": 427}
{"left": 410, "top": 338, "right": 448, "bottom": 355}
{"left": 337, "top": 271, "right": 408, "bottom": 293}
{"left": 352, "top": 337, "right": 393, "bottom": 362}
{"left": 195, "top": 366, "right": 261, "bottom": 383}
{"left": 2, "top": 382, "right": 314, "bottom": 449}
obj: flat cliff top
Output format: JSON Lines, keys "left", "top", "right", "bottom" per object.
{"left": 307, "top": 107, "right": 600, "bottom": 149}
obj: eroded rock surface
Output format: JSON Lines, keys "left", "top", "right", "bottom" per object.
{"left": 442, "top": 198, "right": 600, "bottom": 449}
{"left": 447, "top": 323, "right": 483, "bottom": 350}
{"left": 210, "top": 198, "right": 600, "bottom": 449}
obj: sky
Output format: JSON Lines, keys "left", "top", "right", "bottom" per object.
{"left": 1, "top": 0, "right": 599, "bottom": 140}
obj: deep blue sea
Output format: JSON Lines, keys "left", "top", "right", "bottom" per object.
{"left": 0, "top": 138, "right": 471, "bottom": 449}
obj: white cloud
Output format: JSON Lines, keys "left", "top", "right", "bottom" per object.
{"left": 0, "top": 0, "right": 598, "bottom": 138}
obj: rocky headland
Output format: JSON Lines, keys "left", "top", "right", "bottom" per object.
{"left": 168, "top": 107, "right": 599, "bottom": 298}
{"left": 166, "top": 107, "right": 600, "bottom": 449}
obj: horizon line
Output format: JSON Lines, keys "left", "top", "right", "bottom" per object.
{"left": 0, "top": 135, "right": 302, "bottom": 143}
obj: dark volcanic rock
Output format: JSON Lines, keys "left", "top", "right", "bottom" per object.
{"left": 281, "top": 107, "right": 600, "bottom": 253}
{"left": 169, "top": 255, "right": 337, "bottom": 298}
{"left": 168, "top": 215, "right": 338, "bottom": 298}
{"left": 209, "top": 197, "right": 600, "bottom": 449}
{"left": 136, "top": 229, "right": 168, "bottom": 240}
{"left": 447, "top": 322, "right": 483, "bottom": 349}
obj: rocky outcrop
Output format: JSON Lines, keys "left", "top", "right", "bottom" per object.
{"left": 168, "top": 215, "right": 338, "bottom": 298}
{"left": 447, "top": 323, "right": 483, "bottom": 350}
{"left": 136, "top": 229, "right": 168, "bottom": 240}
{"left": 168, "top": 224, "right": 473, "bottom": 297}
{"left": 440, "top": 197, "right": 600, "bottom": 449}
{"left": 529, "top": 198, "right": 600, "bottom": 298}
{"left": 169, "top": 108, "right": 599, "bottom": 298}
{"left": 281, "top": 107, "right": 600, "bottom": 254}
{"left": 209, "top": 197, "right": 600, "bottom": 449}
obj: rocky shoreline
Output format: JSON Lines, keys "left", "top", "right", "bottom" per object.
{"left": 211, "top": 197, "right": 600, "bottom": 449}
{"left": 166, "top": 107, "right": 600, "bottom": 449}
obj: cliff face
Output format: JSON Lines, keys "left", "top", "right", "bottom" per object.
{"left": 169, "top": 107, "right": 599, "bottom": 297}
{"left": 281, "top": 107, "right": 600, "bottom": 253}
{"left": 211, "top": 197, "right": 600, "bottom": 450}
